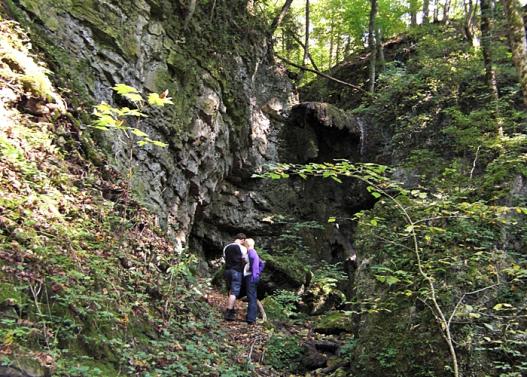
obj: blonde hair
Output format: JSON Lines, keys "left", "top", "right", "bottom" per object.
{"left": 245, "top": 238, "right": 255, "bottom": 248}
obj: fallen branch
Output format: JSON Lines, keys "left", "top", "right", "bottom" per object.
{"left": 469, "top": 145, "right": 481, "bottom": 180}
{"left": 317, "top": 360, "right": 349, "bottom": 374}
{"left": 275, "top": 54, "right": 368, "bottom": 94}
{"left": 247, "top": 338, "right": 258, "bottom": 364}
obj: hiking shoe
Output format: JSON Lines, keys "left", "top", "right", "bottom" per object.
{"left": 224, "top": 309, "right": 235, "bottom": 321}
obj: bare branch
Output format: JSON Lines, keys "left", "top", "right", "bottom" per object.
{"left": 275, "top": 54, "right": 368, "bottom": 93}
{"left": 290, "top": 33, "right": 320, "bottom": 71}
{"left": 270, "top": 0, "right": 294, "bottom": 34}
{"left": 469, "top": 145, "right": 481, "bottom": 180}
{"left": 447, "top": 284, "right": 499, "bottom": 327}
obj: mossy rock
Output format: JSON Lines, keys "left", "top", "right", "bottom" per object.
{"left": 328, "top": 367, "right": 349, "bottom": 377}
{"left": 314, "top": 311, "right": 353, "bottom": 335}
{"left": 211, "top": 265, "right": 226, "bottom": 290}
{"left": 1, "top": 354, "right": 48, "bottom": 377}
{"left": 300, "top": 283, "right": 346, "bottom": 315}
{"left": 258, "top": 250, "right": 309, "bottom": 292}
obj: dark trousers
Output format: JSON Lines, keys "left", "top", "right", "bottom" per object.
{"left": 244, "top": 275, "right": 258, "bottom": 323}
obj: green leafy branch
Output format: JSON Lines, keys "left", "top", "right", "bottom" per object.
{"left": 92, "top": 84, "right": 173, "bottom": 147}
{"left": 256, "top": 159, "right": 526, "bottom": 377}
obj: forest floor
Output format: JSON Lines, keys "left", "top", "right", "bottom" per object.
{"left": 205, "top": 288, "right": 341, "bottom": 376}
{"left": 206, "top": 289, "right": 279, "bottom": 376}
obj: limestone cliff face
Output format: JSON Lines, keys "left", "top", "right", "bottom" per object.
{"left": 6, "top": 0, "right": 297, "bottom": 248}
{"left": 7, "top": 0, "right": 379, "bottom": 269}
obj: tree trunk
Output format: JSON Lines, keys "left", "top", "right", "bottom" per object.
{"left": 423, "top": 0, "right": 430, "bottom": 23}
{"left": 368, "top": 0, "right": 378, "bottom": 93}
{"left": 443, "top": 0, "right": 452, "bottom": 23}
{"left": 246, "top": 0, "right": 255, "bottom": 15}
{"left": 291, "top": 33, "right": 320, "bottom": 71}
{"left": 183, "top": 0, "right": 197, "bottom": 30}
{"left": 503, "top": 0, "right": 527, "bottom": 106}
{"left": 270, "top": 0, "right": 294, "bottom": 34}
{"left": 282, "top": 28, "right": 286, "bottom": 58}
{"left": 410, "top": 0, "right": 418, "bottom": 26}
{"left": 481, "top": 0, "right": 499, "bottom": 101}
{"left": 463, "top": 0, "right": 474, "bottom": 44}
{"left": 344, "top": 34, "right": 351, "bottom": 58}
{"left": 335, "top": 27, "right": 342, "bottom": 64}
{"left": 303, "top": 0, "right": 310, "bottom": 66}
{"left": 329, "top": 18, "right": 334, "bottom": 68}
{"left": 434, "top": 0, "right": 440, "bottom": 22}
{"left": 376, "top": 27, "right": 384, "bottom": 73}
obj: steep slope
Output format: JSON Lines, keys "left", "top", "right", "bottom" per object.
{"left": 0, "top": 18, "right": 257, "bottom": 376}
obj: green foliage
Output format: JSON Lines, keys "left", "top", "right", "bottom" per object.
{"left": 377, "top": 346, "right": 398, "bottom": 369}
{"left": 0, "top": 22, "right": 250, "bottom": 376}
{"left": 268, "top": 289, "right": 301, "bottom": 319}
{"left": 312, "top": 261, "right": 347, "bottom": 288}
{"left": 269, "top": 0, "right": 408, "bottom": 81}
{"left": 260, "top": 160, "right": 527, "bottom": 374}
{"left": 92, "top": 84, "right": 172, "bottom": 147}
{"left": 264, "top": 333, "right": 303, "bottom": 371}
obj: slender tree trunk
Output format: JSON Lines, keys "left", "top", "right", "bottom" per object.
{"left": 410, "top": 0, "right": 418, "bottom": 26}
{"left": 463, "top": 0, "right": 475, "bottom": 44}
{"left": 282, "top": 28, "right": 287, "bottom": 58}
{"left": 503, "top": 0, "right": 527, "bottom": 106}
{"left": 291, "top": 33, "right": 320, "bottom": 71}
{"left": 376, "top": 27, "right": 384, "bottom": 73}
{"left": 246, "top": 0, "right": 255, "bottom": 15}
{"left": 443, "top": 0, "right": 452, "bottom": 23}
{"left": 423, "top": 0, "right": 430, "bottom": 23}
{"left": 303, "top": 0, "right": 310, "bottom": 66}
{"left": 434, "top": 0, "right": 440, "bottom": 22}
{"left": 344, "top": 34, "right": 351, "bottom": 58}
{"left": 336, "top": 27, "right": 342, "bottom": 64}
{"left": 481, "top": 0, "right": 499, "bottom": 101}
{"left": 270, "top": 0, "right": 294, "bottom": 33}
{"left": 183, "top": 0, "right": 197, "bottom": 29}
{"left": 368, "top": 0, "right": 378, "bottom": 93}
{"left": 329, "top": 18, "right": 335, "bottom": 68}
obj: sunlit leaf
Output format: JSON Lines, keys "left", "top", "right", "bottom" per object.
{"left": 131, "top": 128, "right": 148, "bottom": 137}
{"left": 122, "top": 93, "right": 143, "bottom": 103}
{"left": 113, "top": 84, "right": 139, "bottom": 95}
{"left": 148, "top": 92, "right": 174, "bottom": 107}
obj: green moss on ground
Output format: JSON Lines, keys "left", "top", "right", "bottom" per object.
{"left": 314, "top": 311, "right": 353, "bottom": 335}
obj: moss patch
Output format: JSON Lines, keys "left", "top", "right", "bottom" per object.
{"left": 314, "top": 311, "right": 353, "bottom": 335}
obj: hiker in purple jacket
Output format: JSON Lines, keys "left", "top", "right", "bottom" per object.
{"left": 243, "top": 238, "right": 262, "bottom": 324}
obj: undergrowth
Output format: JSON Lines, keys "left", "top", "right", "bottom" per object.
{"left": 0, "top": 19, "right": 250, "bottom": 376}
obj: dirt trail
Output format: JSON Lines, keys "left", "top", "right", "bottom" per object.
{"left": 205, "top": 289, "right": 278, "bottom": 376}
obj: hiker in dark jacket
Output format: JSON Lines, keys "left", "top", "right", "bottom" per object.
{"left": 223, "top": 233, "right": 247, "bottom": 321}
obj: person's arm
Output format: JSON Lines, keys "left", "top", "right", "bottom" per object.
{"left": 248, "top": 249, "right": 260, "bottom": 281}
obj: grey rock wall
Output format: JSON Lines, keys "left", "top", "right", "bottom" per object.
{"left": 7, "top": 0, "right": 297, "bottom": 250}
{"left": 8, "top": 0, "right": 380, "bottom": 268}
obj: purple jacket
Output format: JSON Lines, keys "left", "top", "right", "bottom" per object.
{"left": 247, "top": 248, "right": 261, "bottom": 281}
